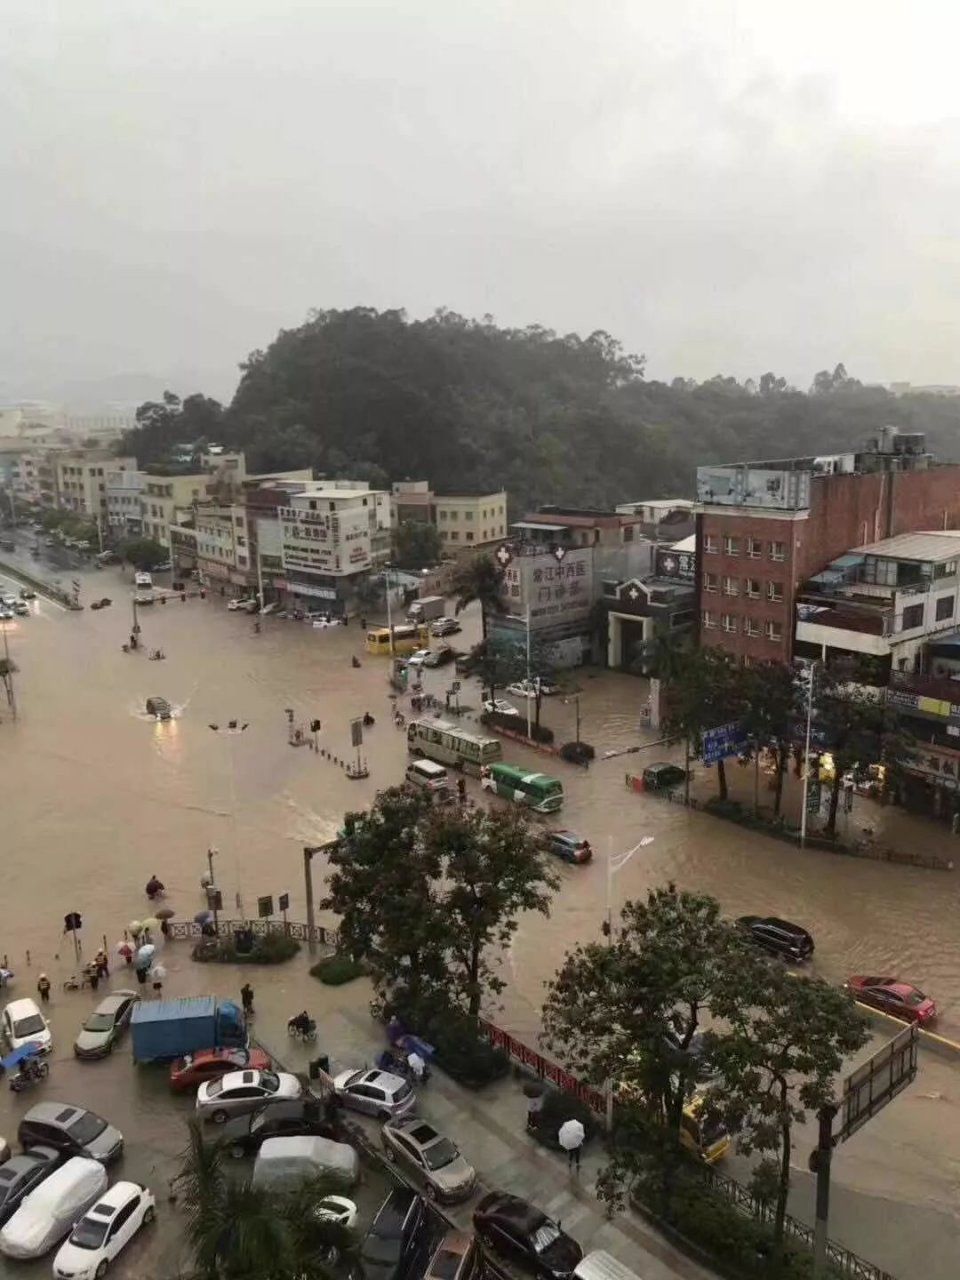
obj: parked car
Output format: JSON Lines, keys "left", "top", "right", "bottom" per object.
{"left": 0, "top": 1149, "right": 60, "bottom": 1227}
{"left": 19, "top": 588, "right": 36, "bottom": 600}
{"left": 221, "top": 1098, "right": 335, "bottom": 1158}
{"left": 150, "top": 560, "right": 173, "bottom": 572}
{"left": 737, "top": 916, "right": 814, "bottom": 963}
{"left": 0, "top": 1157, "right": 108, "bottom": 1260}
{"left": 382, "top": 1119, "right": 475, "bottom": 1203}
{"left": 196, "top": 1069, "right": 301, "bottom": 1123}
{"left": 331, "top": 1068, "right": 417, "bottom": 1120}
{"left": 845, "top": 976, "right": 937, "bottom": 1024}
{"left": 2, "top": 999, "right": 52, "bottom": 1054}
{"left": 73, "top": 990, "right": 140, "bottom": 1059}
{"left": 360, "top": 1186, "right": 428, "bottom": 1280}
{"left": 407, "top": 649, "right": 432, "bottom": 668}
{"left": 424, "top": 1233, "right": 476, "bottom": 1280}
{"left": 506, "top": 678, "right": 560, "bottom": 699}
{"left": 253, "top": 1135, "right": 359, "bottom": 1191}
{"left": 12, "top": 601, "right": 28, "bottom": 616}
{"left": 169, "top": 1046, "right": 273, "bottom": 1093}
{"left": 227, "top": 597, "right": 257, "bottom": 612}
{"left": 316, "top": 1194, "right": 359, "bottom": 1229}
{"left": 421, "top": 645, "right": 455, "bottom": 668}
{"left": 474, "top": 1192, "right": 583, "bottom": 1280}
{"left": 0, "top": 608, "right": 12, "bottom": 621}
{"left": 18, "top": 1104, "right": 123, "bottom": 1164}
{"left": 455, "top": 650, "right": 484, "bottom": 676}
{"left": 430, "top": 618, "right": 461, "bottom": 637}
{"left": 641, "top": 762, "right": 687, "bottom": 791}
{"left": 544, "top": 830, "right": 593, "bottom": 865}
{"left": 52, "top": 1178, "right": 156, "bottom": 1279}
{"left": 482, "top": 698, "right": 520, "bottom": 717}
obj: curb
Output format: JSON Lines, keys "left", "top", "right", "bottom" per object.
{"left": 851, "top": 999, "right": 960, "bottom": 1061}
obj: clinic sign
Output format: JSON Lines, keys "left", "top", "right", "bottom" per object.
{"left": 500, "top": 547, "right": 594, "bottom": 628}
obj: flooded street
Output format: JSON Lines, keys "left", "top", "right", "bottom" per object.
{"left": 4, "top": 555, "right": 960, "bottom": 1048}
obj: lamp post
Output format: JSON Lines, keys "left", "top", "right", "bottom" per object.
{"left": 604, "top": 835, "right": 654, "bottom": 1130}
{"left": 799, "top": 661, "right": 819, "bottom": 849}
{"left": 303, "top": 841, "right": 337, "bottom": 956}
{"left": 208, "top": 720, "right": 249, "bottom": 914}
{"left": 563, "top": 692, "right": 581, "bottom": 746}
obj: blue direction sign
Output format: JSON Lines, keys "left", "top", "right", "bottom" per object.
{"left": 701, "top": 721, "right": 748, "bottom": 766}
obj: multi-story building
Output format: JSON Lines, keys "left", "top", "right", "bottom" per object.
{"left": 391, "top": 480, "right": 435, "bottom": 527}
{"left": 279, "top": 482, "right": 391, "bottom": 613}
{"left": 434, "top": 491, "right": 507, "bottom": 555}
{"left": 140, "top": 473, "right": 212, "bottom": 547}
{"left": 195, "top": 503, "right": 250, "bottom": 587}
{"left": 695, "top": 429, "right": 960, "bottom": 664}
{"left": 55, "top": 451, "right": 137, "bottom": 520}
{"left": 602, "top": 536, "right": 697, "bottom": 672}
{"left": 614, "top": 499, "right": 696, "bottom": 543}
{"left": 105, "top": 468, "right": 145, "bottom": 537}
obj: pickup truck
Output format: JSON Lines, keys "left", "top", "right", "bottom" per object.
{"left": 131, "top": 996, "right": 246, "bottom": 1063}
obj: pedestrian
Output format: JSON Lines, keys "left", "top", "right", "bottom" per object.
{"left": 160, "top": 917, "right": 170, "bottom": 938}
{"left": 406, "top": 1050, "right": 426, "bottom": 1084}
{"left": 526, "top": 1091, "right": 543, "bottom": 1134}
{"left": 152, "top": 971, "right": 163, "bottom": 997}
{"left": 241, "top": 982, "right": 254, "bottom": 1016}
{"left": 87, "top": 963, "right": 100, "bottom": 992}
{"left": 95, "top": 949, "right": 109, "bottom": 979}
{"left": 135, "top": 964, "right": 148, "bottom": 986}
{"left": 36, "top": 974, "right": 51, "bottom": 1004}
{"left": 559, "top": 1119, "right": 585, "bottom": 1172}
{"left": 360, "top": 616, "right": 367, "bottom": 631}
{"left": 457, "top": 777, "right": 467, "bottom": 804}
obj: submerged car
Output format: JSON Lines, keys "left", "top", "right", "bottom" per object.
{"left": 846, "top": 976, "right": 937, "bottom": 1024}
{"left": 73, "top": 990, "right": 140, "bottom": 1059}
{"left": 544, "top": 830, "right": 593, "bottom": 865}
{"left": 641, "top": 762, "right": 687, "bottom": 791}
{"left": 145, "top": 696, "right": 172, "bottom": 721}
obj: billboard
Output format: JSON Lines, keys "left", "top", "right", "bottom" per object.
{"left": 500, "top": 547, "right": 594, "bottom": 629}
{"left": 701, "top": 721, "right": 748, "bottom": 766}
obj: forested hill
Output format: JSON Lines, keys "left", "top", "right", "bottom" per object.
{"left": 120, "top": 308, "right": 960, "bottom": 512}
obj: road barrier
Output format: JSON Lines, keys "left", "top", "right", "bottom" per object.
{"left": 477, "top": 1017, "right": 606, "bottom": 1113}
{"left": 0, "top": 557, "right": 81, "bottom": 608}
{"left": 165, "top": 916, "right": 339, "bottom": 948}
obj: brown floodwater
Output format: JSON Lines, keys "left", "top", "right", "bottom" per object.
{"left": 3, "top": 554, "right": 960, "bottom": 1051}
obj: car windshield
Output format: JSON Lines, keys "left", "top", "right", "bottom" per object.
{"left": 531, "top": 1220, "right": 561, "bottom": 1254}
{"left": 83, "top": 1012, "right": 116, "bottom": 1031}
{"left": 204, "top": 1077, "right": 224, "bottom": 1096}
{"left": 12, "top": 1014, "right": 44, "bottom": 1036}
{"left": 394, "top": 1080, "right": 412, "bottom": 1101}
{"left": 903, "top": 990, "right": 927, "bottom": 1006}
{"left": 69, "top": 1217, "right": 110, "bottom": 1249}
{"left": 363, "top": 1237, "right": 402, "bottom": 1264}
{"left": 423, "top": 1138, "right": 459, "bottom": 1170}
{"left": 68, "top": 1112, "right": 108, "bottom": 1145}
{"left": 259, "top": 1071, "right": 280, "bottom": 1093}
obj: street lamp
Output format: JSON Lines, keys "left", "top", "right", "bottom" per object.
{"left": 208, "top": 721, "right": 249, "bottom": 914}
{"left": 799, "top": 661, "right": 819, "bottom": 849}
{"left": 562, "top": 692, "right": 581, "bottom": 746}
{"left": 604, "top": 834, "right": 654, "bottom": 1131}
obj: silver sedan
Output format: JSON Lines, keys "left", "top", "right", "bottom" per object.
{"left": 73, "top": 990, "right": 140, "bottom": 1059}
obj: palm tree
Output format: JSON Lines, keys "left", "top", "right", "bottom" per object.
{"left": 450, "top": 554, "right": 504, "bottom": 640}
{"left": 175, "top": 1121, "right": 354, "bottom": 1280}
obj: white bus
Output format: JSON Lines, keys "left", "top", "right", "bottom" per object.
{"left": 133, "top": 571, "right": 153, "bottom": 590}
{"left": 406, "top": 717, "right": 502, "bottom": 775}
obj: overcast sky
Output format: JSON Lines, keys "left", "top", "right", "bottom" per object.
{"left": 4, "top": 0, "right": 960, "bottom": 403}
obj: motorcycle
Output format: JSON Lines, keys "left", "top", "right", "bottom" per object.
{"left": 287, "top": 1015, "right": 318, "bottom": 1043}
{"left": 2, "top": 1044, "right": 49, "bottom": 1092}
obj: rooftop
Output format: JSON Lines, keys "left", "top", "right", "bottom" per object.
{"left": 856, "top": 531, "right": 960, "bottom": 562}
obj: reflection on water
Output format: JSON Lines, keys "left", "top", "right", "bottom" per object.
{"left": 3, "top": 564, "right": 960, "bottom": 1044}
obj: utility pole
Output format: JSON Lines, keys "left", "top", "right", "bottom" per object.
{"left": 385, "top": 566, "right": 395, "bottom": 655}
{"left": 1, "top": 623, "right": 17, "bottom": 720}
{"left": 800, "top": 660, "right": 818, "bottom": 848}
{"left": 525, "top": 605, "right": 532, "bottom": 739}
{"left": 256, "top": 546, "right": 265, "bottom": 609}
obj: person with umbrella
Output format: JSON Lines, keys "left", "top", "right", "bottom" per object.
{"left": 116, "top": 940, "right": 134, "bottom": 966}
{"left": 558, "top": 1119, "right": 585, "bottom": 1173}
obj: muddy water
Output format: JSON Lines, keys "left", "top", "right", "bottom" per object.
{"left": 3, "top": 558, "right": 960, "bottom": 1046}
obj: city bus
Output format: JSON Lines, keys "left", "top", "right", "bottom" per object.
{"left": 366, "top": 624, "right": 428, "bottom": 656}
{"left": 407, "top": 717, "right": 502, "bottom": 775}
{"left": 480, "top": 762, "right": 564, "bottom": 813}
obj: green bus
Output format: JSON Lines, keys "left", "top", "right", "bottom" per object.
{"left": 480, "top": 762, "right": 564, "bottom": 813}
{"left": 407, "top": 717, "right": 502, "bottom": 774}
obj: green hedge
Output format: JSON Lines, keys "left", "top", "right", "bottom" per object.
{"left": 191, "top": 932, "right": 300, "bottom": 965}
{"left": 559, "top": 741, "right": 595, "bottom": 764}
{"left": 311, "top": 954, "right": 366, "bottom": 985}
{"left": 377, "top": 990, "right": 509, "bottom": 1089}
{"left": 530, "top": 1087, "right": 597, "bottom": 1150}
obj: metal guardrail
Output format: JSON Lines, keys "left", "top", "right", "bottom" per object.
{"left": 477, "top": 1016, "right": 606, "bottom": 1113}
{"left": 164, "top": 917, "right": 339, "bottom": 947}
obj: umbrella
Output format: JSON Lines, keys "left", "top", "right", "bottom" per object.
{"left": 522, "top": 1080, "right": 545, "bottom": 1099}
{"left": 115, "top": 940, "right": 133, "bottom": 956}
{"left": 558, "top": 1119, "right": 586, "bottom": 1151}
{"left": 127, "top": 920, "right": 142, "bottom": 934}
{"left": 141, "top": 917, "right": 161, "bottom": 933}
{"left": 136, "top": 944, "right": 156, "bottom": 965}
{"left": 194, "top": 910, "right": 214, "bottom": 925}
{"left": 148, "top": 964, "right": 167, "bottom": 980}
{"left": 156, "top": 907, "right": 175, "bottom": 920}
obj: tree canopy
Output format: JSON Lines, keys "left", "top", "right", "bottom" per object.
{"left": 119, "top": 308, "right": 960, "bottom": 513}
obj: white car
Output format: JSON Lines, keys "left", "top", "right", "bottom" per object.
{"left": 315, "top": 1195, "right": 358, "bottom": 1228}
{"left": 483, "top": 699, "right": 520, "bottom": 717}
{"left": 430, "top": 617, "right": 461, "bottom": 637}
{"left": 407, "top": 649, "right": 431, "bottom": 667}
{"left": 52, "top": 1179, "right": 156, "bottom": 1279}
{"left": 196, "top": 1069, "right": 302, "bottom": 1123}
{"left": 1, "top": 999, "right": 51, "bottom": 1054}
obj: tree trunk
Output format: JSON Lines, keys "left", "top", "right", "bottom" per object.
{"left": 774, "top": 1099, "right": 792, "bottom": 1246}
{"left": 825, "top": 770, "right": 842, "bottom": 836}
{"left": 717, "top": 758, "right": 728, "bottom": 801}
{"left": 534, "top": 692, "right": 543, "bottom": 732}
{"left": 467, "top": 938, "right": 482, "bottom": 1019}
{"left": 753, "top": 748, "right": 760, "bottom": 817}
{"left": 773, "top": 743, "right": 786, "bottom": 815}
{"left": 479, "top": 607, "right": 487, "bottom": 642}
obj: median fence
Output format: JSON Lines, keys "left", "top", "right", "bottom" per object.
{"left": 165, "top": 917, "right": 339, "bottom": 948}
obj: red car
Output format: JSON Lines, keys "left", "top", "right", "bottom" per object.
{"left": 169, "top": 1046, "right": 272, "bottom": 1092}
{"left": 846, "top": 976, "right": 937, "bottom": 1025}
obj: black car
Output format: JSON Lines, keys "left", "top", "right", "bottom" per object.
{"left": 0, "top": 1148, "right": 60, "bottom": 1226}
{"left": 737, "top": 916, "right": 814, "bottom": 963}
{"left": 18, "top": 1103, "right": 124, "bottom": 1164}
{"left": 360, "top": 1186, "right": 428, "bottom": 1280}
{"left": 473, "top": 1192, "right": 583, "bottom": 1280}
{"left": 221, "top": 1098, "right": 335, "bottom": 1157}
{"left": 642, "top": 762, "right": 687, "bottom": 791}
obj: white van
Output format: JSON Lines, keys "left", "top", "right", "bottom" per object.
{"left": 0, "top": 1156, "right": 107, "bottom": 1258}
{"left": 252, "top": 1136, "right": 359, "bottom": 1191}
{"left": 573, "top": 1252, "right": 644, "bottom": 1280}
{"left": 405, "top": 758, "right": 450, "bottom": 796}
{"left": 133, "top": 571, "right": 153, "bottom": 590}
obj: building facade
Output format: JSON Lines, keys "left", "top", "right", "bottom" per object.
{"left": 695, "top": 430, "right": 960, "bottom": 664}
{"left": 434, "top": 492, "right": 507, "bottom": 555}
{"left": 603, "top": 537, "right": 697, "bottom": 672}
{"left": 106, "top": 468, "right": 145, "bottom": 536}
{"left": 278, "top": 483, "right": 391, "bottom": 613}
{"left": 55, "top": 452, "right": 136, "bottom": 520}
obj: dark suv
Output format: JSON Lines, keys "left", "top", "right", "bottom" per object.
{"left": 18, "top": 1102, "right": 123, "bottom": 1164}
{"left": 737, "top": 916, "right": 814, "bottom": 963}
{"left": 360, "top": 1186, "right": 428, "bottom": 1280}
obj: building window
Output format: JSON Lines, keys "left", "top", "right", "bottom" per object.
{"left": 902, "top": 603, "right": 924, "bottom": 630}
{"left": 722, "top": 576, "right": 739, "bottom": 596}
{"left": 747, "top": 537, "right": 762, "bottom": 558}
{"left": 745, "top": 618, "right": 761, "bottom": 637}
{"left": 770, "top": 540, "right": 786, "bottom": 562}
{"left": 702, "top": 609, "right": 717, "bottom": 629}
{"left": 765, "top": 620, "right": 783, "bottom": 642}
{"left": 767, "top": 581, "right": 783, "bottom": 602}
{"left": 721, "top": 613, "right": 738, "bottom": 633}
{"left": 465, "top": 531, "right": 474, "bottom": 541}
{"left": 723, "top": 535, "right": 740, "bottom": 556}
{"left": 450, "top": 531, "right": 459, "bottom": 542}
{"left": 704, "top": 534, "right": 718, "bottom": 554}
{"left": 703, "top": 572, "right": 719, "bottom": 593}
{"left": 439, "top": 510, "right": 447, "bottom": 520}
{"left": 746, "top": 578, "right": 761, "bottom": 598}
{"left": 465, "top": 510, "right": 473, "bottom": 520}
{"left": 936, "top": 594, "right": 955, "bottom": 621}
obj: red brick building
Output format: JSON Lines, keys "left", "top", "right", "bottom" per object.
{"left": 695, "top": 430, "right": 960, "bottom": 663}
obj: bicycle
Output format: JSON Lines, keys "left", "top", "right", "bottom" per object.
{"left": 62, "top": 973, "right": 91, "bottom": 991}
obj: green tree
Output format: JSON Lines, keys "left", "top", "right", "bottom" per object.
{"left": 474, "top": 638, "right": 526, "bottom": 705}
{"left": 120, "top": 537, "right": 167, "bottom": 571}
{"left": 450, "top": 553, "right": 504, "bottom": 640}
{"left": 423, "top": 806, "right": 559, "bottom": 1016}
{"left": 321, "top": 787, "right": 447, "bottom": 1004}
{"left": 741, "top": 660, "right": 801, "bottom": 816}
{"left": 392, "top": 520, "right": 443, "bottom": 570}
{"left": 661, "top": 647, "right": 745, "bottom": 799}
{"left": 175, "top": 1121, "right": 352, "bottom": 1279}
{"left": 710, "top": 965, "right": 869, "bottom": 1250}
